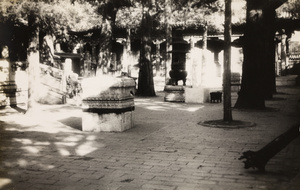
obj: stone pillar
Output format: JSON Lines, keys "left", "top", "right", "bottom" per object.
{"left": 281, "top": 31, "right": 287, "bottom": 75}
{"left": 83, "top": 51, "right": 92, "bottom": 77}
{"left": 153, "top": 40, "right": 164, "bottom": 77}
{"left": 184, "top": 36, "right": 204, "bottom": 103}
{"left": 91, "top": 44, "right": 97, "bottom": 77}
{"left": 62, "top": 58, "right": 72, "bottom": 96}
{"left": 275, "top": 39, "right": 281, "bottom": 76}
{"left": 214, "top": 51, "right": 222, "bottom": 77}
{"left": 81, "top": 76, "right": 135, "bottom": 132}
{"left": 117, "top": 38, "right": 129, "bottom": 75}
{"left": 1, "top": 46, "right": 18, "bottom": 106}
{"left": 201, "top": 24, "right": 208, "bottom": 86}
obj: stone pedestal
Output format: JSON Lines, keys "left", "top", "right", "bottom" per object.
{"left": 185, "top": 87, "right": 203, "bottom": 103}
{"left": 81, "top": 76, "right": 135, "bottom": 132}
{"left": 164, "top": 85, "right": 185, "bottom": 102}
{"left": 184, "top": 86, "right": 222, "bottom": 103}
{"left": 82, "top": 111, "right": 133, "bottom": 132}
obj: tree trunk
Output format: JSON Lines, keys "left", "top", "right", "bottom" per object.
{"left": 235, "top": 0, "right": 271, "bottom": 109}
{"left": 98, "top": 19, "right": 113, "bottom": 75}
{"left": 137, "top": 3, "right": 156, "bottom": 96}
{"left": 223, "top": 0, "right": 232, "bottom": 121}
{"left": 97, "top": 1, "right": 118, "bottom": 75}
{"left": 165, "top": 0, "right": 172, "bottom": 85}
{"left": 262, "top": 7, "right": 277, "bottom": 99}
{"left": 26, "top": 13, "right": 40, "bottom": 114}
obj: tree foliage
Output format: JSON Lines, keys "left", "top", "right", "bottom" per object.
{"left": 116, "top": 0, "right": 225, "bottom": 34}
{"left": 0, "top": 0, "right": 102, "bottom": 35}
{"left": 277, "top": 0, "right": 300, "bottom": 19}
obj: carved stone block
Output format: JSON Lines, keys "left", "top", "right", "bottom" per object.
{"left": 81, "top": 76, "right": 135, "bottom": 132}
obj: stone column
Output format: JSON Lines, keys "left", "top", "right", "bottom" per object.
{"left": 0, "top": 46, "right": 16, "bottom": 106}
{"left": 153, "top": 39, "right": 164, "bottom": 76}
{"left": 214, "top": 51, "right": 221, "bottom": 77}
{"left": 201, "top": 24, "right": 208, "bottom": 86}
{"left": 184, "top": 36, "right": 204, "bottom": 103}
{"left": 117, "top": 38, "right": 129, "bottom": 75}
{"left": 275, "top": 41, "right": 281, "bottom": 76}
{"left": 281, "top": 31, "right": 287, "bottom": 75}
{"left": 62, "top": 58, "right": 72, "bottom": 95}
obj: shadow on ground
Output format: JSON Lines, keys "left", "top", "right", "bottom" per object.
{"left": 59, "top": 117, "right": 82, "bottom": 131}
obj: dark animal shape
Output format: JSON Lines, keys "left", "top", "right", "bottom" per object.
{"left": 239, "top": 123, "right": 300, "bottom": 172}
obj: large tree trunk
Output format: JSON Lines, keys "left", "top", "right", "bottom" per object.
{"left": 137, "top": 3, "right": 156, "bottom": 96}
{"left": 223, "top": 0, "right": 233, "bottom": 121}
{"left": 165, "top": 0, "right": 172, "bottom": 85}
{"left": 262, "top": 7, "right": 277, "bottom": 99}
{"left": 235, "top": 0, "right": 277, "bottom": 109}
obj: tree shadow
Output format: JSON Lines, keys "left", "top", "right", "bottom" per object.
{"left": 59, "top": 116, "right": 82, "bottom": 131}
{"left": 11, "top": 106, "right": 26, "bottom": 114}
{"left": 0, "top": 119, "right": 104, "bottom": 189}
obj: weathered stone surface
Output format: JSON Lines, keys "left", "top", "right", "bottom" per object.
{"left": 82, "top": 111, "right": 133, "bottom": 132}
{"left": 185, "top": 87, "right": 203, "bottom": 103}
{"left": 164, "top": 85, "right": 185, "bottom": 102}
{"left": 81, "top": 76, "right": 135, "bottom": 132}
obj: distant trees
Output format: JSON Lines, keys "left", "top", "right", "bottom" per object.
{"left": 96, "top": 0, "right": 131, "bottom": 75}
{"left": 135, "top": 0, "right": 222, "bottom": 96}
{"left": 0, "top": 0, "right": 101, "bottom": 113}
{"left": 278, "top": 0, "right": 300, "bottom": 19}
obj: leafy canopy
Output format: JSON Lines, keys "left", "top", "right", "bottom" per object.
{"left": 0, "top": 0, "right": 102, "bottom": 34}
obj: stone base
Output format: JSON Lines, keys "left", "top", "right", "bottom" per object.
{"left": 82, "top": 111, "right": 133, "bottom": 132}
{"left": 231, "top": 85, "right": 240, "bottom": 92}
{"left": 164, "top": 85, "right": 185, "bottom": 102}
{"left": 185, "top": 87, "right": 222, "bottom": 103}
{"left": 185, "top": 87, "right": 203, "bottom": 103}
{"left": 276, "top": 75, "right": 297, "bottom": 86}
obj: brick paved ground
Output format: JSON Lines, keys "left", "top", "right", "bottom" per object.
{"left": 0, "top": 83, "right": 300, "bottom": 190}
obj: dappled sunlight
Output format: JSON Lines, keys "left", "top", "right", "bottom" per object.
{"left": 135, "top": 98, "right": 205, "bottom": 112}
{"left": 17, "top": 159, "right": 29, "bottom": 167}
{"left": 58, "top": 148, "right": 71, "bottom": 156}
{"left": 55, "top": 142, "right": 77, "bottom": 147}
{"left": 2, "top": 114, "right": 82, "bottom": 134}
{"left": 0, "top": 178, "right": 12, "bottom": 189}
{"left": 0, "top": 108, "right": 107, "bottom": 190}
{"left": 12, "top": 138, "right": 33, "bottom": 145}
{"left": 62, "top": 135, "right": 84, "bottom": 142}
{"left": 22, "top": 146, "right": 40, "bottom": 154}
{"left": 81, "top": 75, "right": 122, "bottom": 98}
{"left": 182, "top": 107, "right": 203, "bottom": 112}
{"left": 75, "top": 141, "right": 99, "bottom": 156}
{"left": 54, "top": 135, "right": 104, "bottom": 156}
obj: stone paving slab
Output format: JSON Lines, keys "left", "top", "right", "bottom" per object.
{"left": 0, "top": 85, "right": 300, "bottom": 190}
